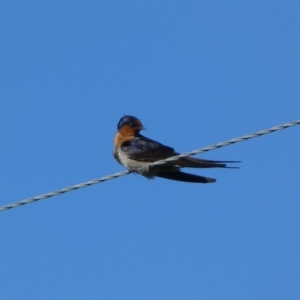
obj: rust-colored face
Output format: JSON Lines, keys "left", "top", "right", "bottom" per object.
{"left": 132, "top": 119, "right": 144, "bottom": 129}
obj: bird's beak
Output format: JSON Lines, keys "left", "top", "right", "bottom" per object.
{"left": 140, "top": 126, "right": 146, "bottom": 130}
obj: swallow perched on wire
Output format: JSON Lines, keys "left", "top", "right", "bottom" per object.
{"left": 113, "top": 115, "right": 239, "bottom": 183}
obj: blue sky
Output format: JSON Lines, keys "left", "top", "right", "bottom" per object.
{"left": 1, "top": 1, "right": 300, "bottom": 299}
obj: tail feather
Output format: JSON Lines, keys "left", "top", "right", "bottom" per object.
{"left": 156, "top": 171, "right": 216, "bottom": 183}
{"left": 172, "top": 157, "right": 241, "bottom": 168}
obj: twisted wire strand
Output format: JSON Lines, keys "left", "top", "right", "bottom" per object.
{"left": 0, "top": 170, "right": 130, "bottom": 212}
{"left": 151, "top": 119, "right": 300, "bottom": 166}
{"left": 0, "top": 119, "right": 299, "bottom": 212}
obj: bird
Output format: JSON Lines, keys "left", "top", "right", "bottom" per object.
{"left": 113, "top": 115, "right": 239, "bottom": 183}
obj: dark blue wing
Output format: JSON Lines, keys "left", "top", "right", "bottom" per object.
{"left": 121, "top": 135, "right": 176, "bottom": 162}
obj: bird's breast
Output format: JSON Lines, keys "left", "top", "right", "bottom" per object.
{"left": 114, "top": 146, "right": 158, "bottom": 178}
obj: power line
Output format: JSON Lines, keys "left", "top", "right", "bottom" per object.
{"left": 0, "top": 171, "right": 131, "bottom": 212}
{"left": 151, "top": 119, "right": 300, "bottom": 166}
{"left": 1, "top": 119, "right": 299, "bottom": 212}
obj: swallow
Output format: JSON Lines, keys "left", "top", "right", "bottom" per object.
{"left": 113, "top": 115, "right": 239, "bottom": 183}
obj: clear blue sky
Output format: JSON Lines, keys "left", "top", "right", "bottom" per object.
{"left": 1, "top": 2, "right": 300, "bottom": 299}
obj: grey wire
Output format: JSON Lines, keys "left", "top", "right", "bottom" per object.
{"left": 0, "top": 170, "right": 130, "bottom": 212}
{"left": 150, "top": 119, "right": 300, "bottom": 166}
{"left": 1, "top": 119, "right": 299, "bottom": 212}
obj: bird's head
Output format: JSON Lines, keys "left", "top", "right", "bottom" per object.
{"left": 117, "top": 115, "right": 146, "bottom": 133}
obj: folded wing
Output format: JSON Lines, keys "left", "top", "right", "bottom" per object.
{"left": 121, "top": 135, "right": 239, "bottom": 168}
